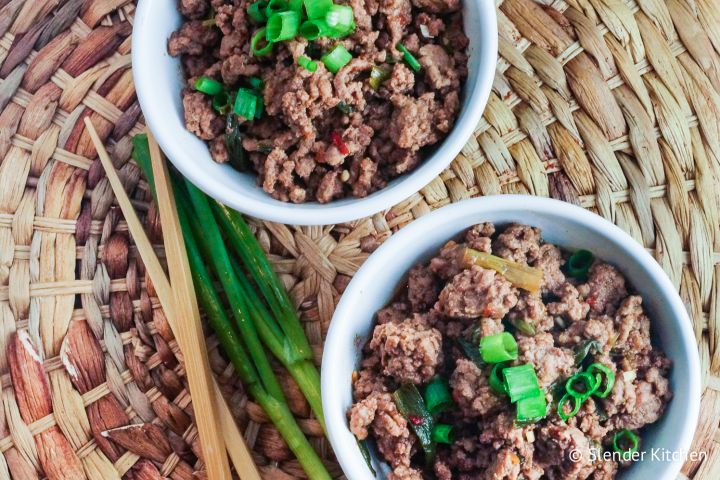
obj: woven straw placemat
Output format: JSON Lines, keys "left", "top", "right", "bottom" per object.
{"left": 0, "top": 0, "right": 718, "bottom": 478}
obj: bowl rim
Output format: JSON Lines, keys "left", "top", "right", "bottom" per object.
{"left": 322, "top": 195, "right": 701, "bottom": 480}
{"left": 131, "top": 0, "right": 498, "bottom": 225}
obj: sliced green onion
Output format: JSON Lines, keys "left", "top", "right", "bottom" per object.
{"left": 247, "top": 1, "right": 268, "bottom": 22}
{"left": 574, "top": 339, "right": 600, "bottom": 366}
{"left": 356, "top": 439, "right": 376, "bottom": 476}
{"left": 565, "top": 372, "right": 600, "bottom": 399}
{"left": 516, "top": 390, "right": 547, "bottom": 422}
{"left": 266, "top": 11, "right": 301, "bottom": 42}
{"left": 396, "top": 43, "right": 421, "bottom": 72}
{"left": 234, "top": 88, "right": 258, "bottom": 120}
{"left": 423, "top": 377, "right": 453, "bottom": 415}
{"left": 251, "top": 28, "right": 274, "bottom": 56}
{"left": 321, "top": 45, "right": 352, "bottom": 73}
{"left": 289, "top": 0, "right": 303, "bottom": 11}
{"left": 254, "top": 95, "right": 264, "bottom": 119}
{"left": 479, "top": 332, "right": 518, "bottom": 363}
{"left": 369, "top": 65, "right": 391, "bottom": 90}
{"left": 457, "top": 337, "right": 484, "bottom": 369}
{"left": 586, "top": 363, "right": 616, "bottom": 398}
{"left": 558, "top": 392, "right": 582, "bottom": 421}
{"left": 613, "top": 429, "right": 639, "bottom": 461}
{"left": 265, "top": 0, "right": 289, "bottom": 17}
{"left": 325, "top": 5, "right": 355, "bottom": 35}
{"left": 299, "top": 19, "right": 332, "bottom": 40}
{"left": 212, "top": 91, "right": 232, "bottom": 114}
{"left": 503, "top": 364, "right": 540, "bottom": 403}
{"left": 304, "top": 0, "right": 333, "bottom": 19}
{"left": 248, "top": 76, "right": 264, "bottom": 90}
{"left": 336, "top": 101, "right": 354, "bottom": 114}
{"left": 509, "top": 317, "right": 536, "bottom": 336}
{"left": 431, "top": 424, "right": 454, "bottom": 444}
{"left": 489, "top": 362, "right": 509, "bottom": 395}
{"left": 194, "top": 76, "right": 223, "bottom": 96}
{"left": 392, "top": 384, "right": 435, "bottom": 463}
{"left": 566, "top": 249, "right": 594, "bottom": 279}
{"left": 298, "top": 55, "right": 318, "bottom": 72}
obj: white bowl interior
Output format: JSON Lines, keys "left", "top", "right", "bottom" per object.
{"left": 322, "top": 196, "right": 700, "bottom": 480}
{"left": 132, "top": 0, "right": 497, "bottom": 225}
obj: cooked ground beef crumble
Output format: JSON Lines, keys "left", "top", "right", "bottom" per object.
{"left": 349, "top": 223, "right": 672, "bottom": 479}
{"left": 168, "top": 0, "right": 468, "bottom": 203}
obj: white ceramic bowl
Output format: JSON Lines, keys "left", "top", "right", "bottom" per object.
{"left": 322, "top": 195, "right": 701, "bottom": 480}
{"left": 131, "top": 0, "right": 497, "bottom": 225}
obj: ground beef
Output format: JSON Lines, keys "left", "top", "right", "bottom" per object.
{"left": 348, "top": 223, "right": 672, "bottom": 480}
{"left": 517, "top": 333, "right": 575, "bottom": 388}
{"left": 438, "top": 266, "right": 518, "bottom": 319}
{"left": 169, "top": 0, "right": 467, "bottom": 204}
{"left": 348, "top": 392, "right": 416, "bottom": 467}
{"left": 182, "top": 91, "right": 225, "bottom": 140}
{"left": 449, "top": 358, "right": 502, "bottom": 417}
{"left": 369, "top": 314, "right": 443, "bottom": 384}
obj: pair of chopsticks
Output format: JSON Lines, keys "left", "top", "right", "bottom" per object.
{"left": 84, "top": 118, "right": 261, "bottom": 480}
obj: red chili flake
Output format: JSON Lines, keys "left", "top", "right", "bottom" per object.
{"left": 587, "top": 296, "right": 596, "bottom": 307}
{"left": 331, "top": 131, "right": 350, "bottom": 155}
{"left": 482, "top": 306, "right": 495, "bottom": 317}
{"left": 408, "top": 415, "right": 423, "bottom": 426}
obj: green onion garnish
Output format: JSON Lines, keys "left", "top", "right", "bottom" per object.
{"left": 304, "top": 0, "right": 333, "bottom": 19}
{"left": 266, "top": 11, "right": 301, "bottom": 42}
{"left": 251, "top": 28, "right": 273, "bottom": 56}
{"left": 325, "top": 5, "right": 355, "bottom": 35}
{"left": 565, "top": 372, "right": 600, "bottom": 399}
{"left": 265, "top": 0, "right": 289, "bottom": 17}
{"left": 247, "top": 1, "right": 268, "bottom": 22}
{"left": 566, "top": 249, "right": 594, "bottom": 279}
{"left": 509, "top": 317, "right": 536, "bottom": 336}
{"left": 586, "top": 363, "right": 615, "bottom": 398}
{"left": 431, "top": 424, "right": 454, "bottom": 444}
{"left": 298, "top": 55, "right": 318, "bottom": 72}
{"left": 248, "top": 76, "right": 264, "bottom": 90}
{"left": 574, "top": 339, "right": 600, "bottom": 366}
{"left": 396, "top": 43, "right": 421, "bottom": 72}
{"left": 194, "top": 76, "right": 223, "bottom": 96}
{"left": 423, "top": 377, "right": 453, "bottom": 415}
{"left": 489, "top": 362, "right": 509, "bottom": 395}
{"left": 392, "top": 384, "right": 436, "bottom": 463}
{"left": 479, "top": 332, "right": 518, "bottom": 363}
{"left": 299, "top": 19, "right": 332, "bottom": 40}
{"left": 254, "top": 95, "right": 264, "bottom": 119}
{"left": 336, "top": 101, "right": 354, "bottom": 114}
{"left": 321, "top": 44, "right": 352, "bottom": 73}
{"left": 558, "top": 392, "right": 582, "bottom": 421}
{"left": 502, "top": 364, "right": 540, "bottom": 403}
{"left": 212, "top": 91, "right": 232, "bottom": 114}
{"left": 234, "top": 88, "right": 258, "bottom": 120}
{"left": 289, "top": 0, "right": 303, "bottom": 11}
{"left": 369, "top": 65, "right": 391, "bottom": 90}
{"left": 516, "top": 390, "right": 547, "bottom": 422}
{"left": 613, "top": 429, "right": 640, "bottom": 461}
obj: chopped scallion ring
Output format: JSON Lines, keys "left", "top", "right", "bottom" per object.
{"left": 194, "top": 76, "right": 223, "bottom": 96}
{"left": 479, "top": 332, "right": 518, "bottom": 363}
{"left": 251, "top": 28, "right": 274, "bottom": 56}
{"left": 369, "top": 65, "right": 391, "bottom": 90}
{"left": 557, "top": 392, "right": 582, "bottom": 421}
{"left": 247, "top": 1, "right": 268, "bottom": 23}
{"left": 613, "top": 429, "right": 640, "bottom": 461}
{"left": 423, "top": 377, "right": 453, "bottom": 415}
{"left": 234, "top": 88, "right": 258, "bottom": 120}
{"left": 299, "top": 19, "right": 332, "bottom": 40}
{"left": 265, "top": 0, "right": 289, "bottom": 17}
{"left": 488, "top": 362, "right": 509, "bottom": 395}
{"left": 431, "top": 424, "right": 455, "bottom": 444}
{"left": 304, "top": 0, "right": 333, "bottom": 19}
{"left": 565, "top": 372, "right": 600, "bottom": 399}
{"left": 566, "top": 249, "right": 594, "bottom": 279}
{"left": 288, "top": 0, "right": 303, "bottom": 11}
{"left": 321, "top": 44, "right": 352, "bottom": 73}
{"left": 212, "top": 91, "right": 232, "bottom": 114}
{"left": 586, "top": 363, "right": 616, "bottom": 398}
{"left": 298, "top": 55, "right": 318, "bottom": 72}
{"left": 266, "top": 11, "right": 301, "bottom": 42}
{"left": 502, "top": 364, "right": 540, "bottom": 403}
{"left": 396, "top": 43, "right": 421, "bottom": 72}
{"left": 516, "top": 390, "right": 547, "bottom": 422}
{"left": 325, "top": 5, "right": 355, "bottom": 35}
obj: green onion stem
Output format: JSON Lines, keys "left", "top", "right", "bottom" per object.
{"left": 480, "top": 332, "right": 518, "bottom": 363}
{"left": 423, "top": 377, "right": 453, "bottom": 415}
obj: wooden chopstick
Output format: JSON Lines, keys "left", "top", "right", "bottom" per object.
{"left": 84, "top": 118, "right": 260, "bottom": 480}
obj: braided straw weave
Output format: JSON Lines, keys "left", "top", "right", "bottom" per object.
{"left": 0, "top": 0, "right": 718, "bottom": 478}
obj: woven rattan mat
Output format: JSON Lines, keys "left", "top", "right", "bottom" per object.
{"left": 0, "top": 0, "right": 719, "bottom": 478}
